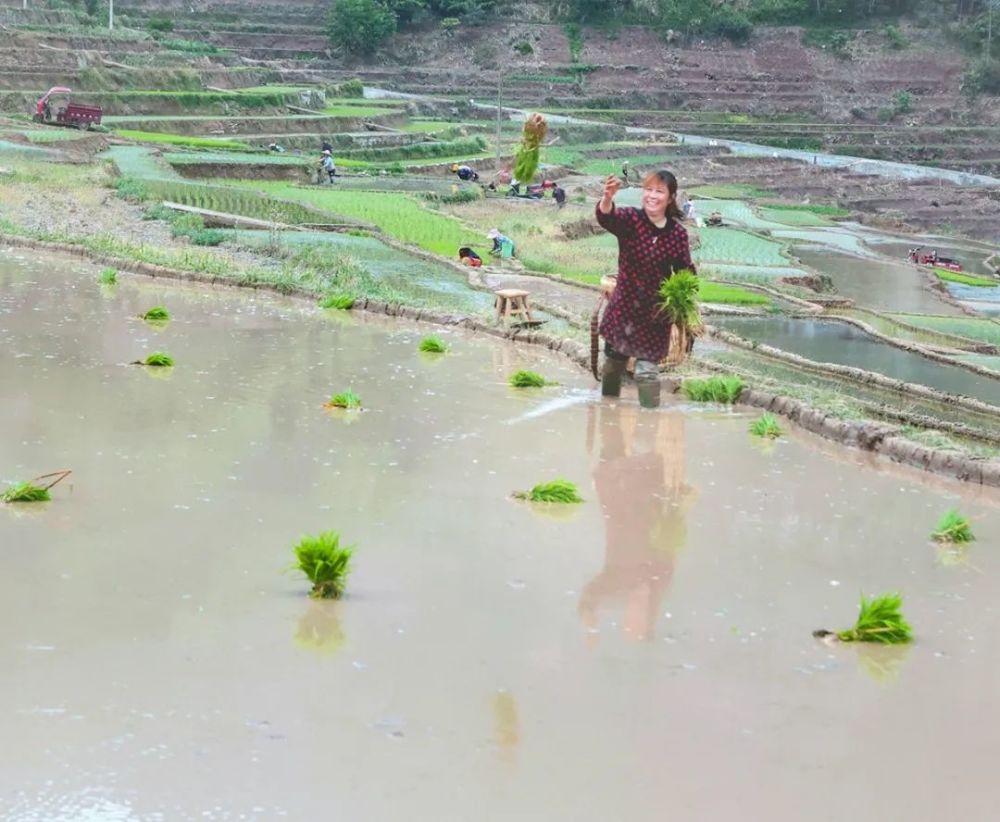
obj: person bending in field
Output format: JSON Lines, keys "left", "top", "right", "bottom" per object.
{"left": 458, "top": 246, "right": 482, "bottom": 267}
{"left": 595, "top": 169, "right": 695, "bottom": 409}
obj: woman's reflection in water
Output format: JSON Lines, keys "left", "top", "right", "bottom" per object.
{"left": 580, "top": 405, "right": 697, "bottom": 644}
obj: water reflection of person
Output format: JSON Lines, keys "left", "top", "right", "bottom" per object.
{"left": 580, "top": 405, "right": 696, "bottom": 644}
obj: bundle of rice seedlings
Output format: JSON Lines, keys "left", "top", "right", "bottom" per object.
{"left": 1, "top": 469, "right": 71, "bottom": 504}
{"left": 815, "top": 592, "right": 913, "bottom": 644}
{"left": 419, "top": 336, "right": 448, "bottom": 354}
{"left": 682, "top": 375, "right": 744, "bottom": 403}
{"left": 931, "top": 509, "right": 975, "bottom": 543}
{"left": 293, "top": 531, "right": 353, "bottom": 599}
{"left": 1, "top": 482, "right": 50, "bottom": 503}
{"left": 140, "top": 306, "right": 170, "bottom": 322}
{"left": 750, "top": 412, "right": 783, "bottom": 439}
{"left": 325, "top": 390, "right": 362, "bottom": 410}
{"left": 658, "top": 269, "right": 702, "bottom": 364}
{"left": 98, "top": 267, "right": 118, "bottom": 285}
{"left": 513, "top": 479, "right": 583, "bottom": 504}
{"left": 141, "top": 352, "right": 174, "bottom": 367}
{"left": 512, "top": 112, "right": 548, "bottom": 184}
{"left": 509, "top": 370, "right": 547, "bottom": 388}
{"left": 319, "top": 293, "right": 356, "bottom": 310}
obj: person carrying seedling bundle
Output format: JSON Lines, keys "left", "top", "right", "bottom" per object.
{"left": 487, "top": 228, "right": 515, "bottom": 259}
{"left": 595, "top": 169, "right": 695, "bottom": 409}
{"left": 320, "top": 149, "right": 336, "bottom": 184}
{"left": 458, "top": 246, "right": 482, "bottom": 267}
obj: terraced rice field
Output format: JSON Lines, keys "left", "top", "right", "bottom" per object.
{"left": 774, "top": 228, "right": 882, "bottom": 258}
{"left": 890, "top": 314, "right": 1000, "bottom": 346}
{"left": 694, "top": 227, "right": 788, "bottom": 267}
{"left": 234, "top": 184, "right": 479, "bottom": 256}
{"left": 757, "top": 206, "right": 834, "bottom": 227}
{"left": 102, "top": 145, "right": 181, "bottom": 180}
{"left": 828, "top": 309, "right": 987, "bottom": 349}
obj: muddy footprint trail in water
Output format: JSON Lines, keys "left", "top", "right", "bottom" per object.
{"left": 1, "top": 249, "right": 999, "bottom": 821}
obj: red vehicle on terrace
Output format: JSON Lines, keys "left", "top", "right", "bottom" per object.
{"left": 33, "top": 86, "right": 103, "bottom": 129}
{"left": 907, "top": 247, "right": 963, "bottom": 272}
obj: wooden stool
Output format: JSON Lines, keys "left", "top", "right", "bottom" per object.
{"left": 494, "top": 289, "right": 533, "bottom": 325}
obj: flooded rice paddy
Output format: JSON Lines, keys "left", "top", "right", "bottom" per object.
{"left": 713, "top": 315, "right": 1000, "bottom": 406}
{"left": 2, "top": 249, "right": 1000, "bottom": 819}
{"left": 795, "top": 247, "right": 965, "bottom": 315}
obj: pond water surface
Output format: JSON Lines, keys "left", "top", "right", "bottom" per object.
{"left": 713, "top": 316, "right": 1000, "bottom": 406}
{"left": 3, "top": 249, "right": 1000, "bottom": 821}
{"left": 796, "top": 247, "right": 965, "bottom": 315}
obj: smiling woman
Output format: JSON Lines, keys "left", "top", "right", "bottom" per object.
{"left": 594, "top": 169, "right": 695, "bottom": 408}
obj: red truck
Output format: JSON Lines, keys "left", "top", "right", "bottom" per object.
{"left": 33, "top": 86, "right": 103, "bottom": 128}
{"left": 907, "top": 247, "right": 963, "bottom": 272}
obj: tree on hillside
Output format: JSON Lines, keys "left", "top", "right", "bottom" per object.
{"left": 329, "top": 0, "right": 397, "bottom": 55}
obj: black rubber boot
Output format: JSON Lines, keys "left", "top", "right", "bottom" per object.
{"left": 601, "top": 357, "right": 627, "bottom": 397}
{"left": 636, "top": 379, "right": 661, "bottom": 409}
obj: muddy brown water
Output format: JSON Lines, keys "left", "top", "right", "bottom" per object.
{"left": 2, "top": 249, "right": 999, "bottom": 821}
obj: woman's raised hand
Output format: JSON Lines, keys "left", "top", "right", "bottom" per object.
{"left": 599, "top": 175, "right": 621, "bottom": 213}
{"left": 603, "top": 175, "right": 622, "bottom": 200}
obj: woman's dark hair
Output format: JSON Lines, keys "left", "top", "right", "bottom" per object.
{"left": 640, "top": 169, "right": 684, "bottom": 221}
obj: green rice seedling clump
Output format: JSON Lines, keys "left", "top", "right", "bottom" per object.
{"left": 659, "top": 269, "right": 702, "bottom": 328}
{"left": 750, "top": 412, "right": 783, "bottom": 438}
{"left": 835, "top": 593, "right": 913, "bottom": 644}
{"left": 326, "top": 390, "right": 362, "bottom": 409}
{"left": 509, "top": 370, "right": 547, "bottom": 388}
{"left": 293, "top": 531, "right": 353, "bottom": 599}
{"left": 144, "top": 352, "right": 174, "bottom": 367}
{"left": 98, "top": 267, "right": 118, "bottom": 285}
{"left": 514, "top": 479, "right": 583, "bottom": 504}
{"left": 1, "top": 482, "right": 51, "bottom": 503}
{"left": 419, "top": 336, "right": 448, "bottom": 353}
{"left": 319, "top": 293, "right": 356, "bottom": 310}
{"left": 931, "top": 509, "right": 975, "bottom": 543}
{"left": 141, "top": 306, "right": 170, "bottom": 321}
{"left": 682, "top": 375, "right": 745, "bottom": 403}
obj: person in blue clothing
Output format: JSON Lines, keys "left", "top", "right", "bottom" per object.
{"left": 487, "top": 228, "right": 515, "bottom": 258}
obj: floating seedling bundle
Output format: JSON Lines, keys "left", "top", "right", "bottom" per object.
{"left": 419, "top": 336, "right": 448, "bottom": 354}
{"left": 814, "top": 593, "right": 912, "bottom": 644}
{"left": 931, "top": 509, "right": 975, "bottom": 544}
{"left": 325, "top": 390, "right": 362, "bottom": 410}
{"left": 140, "top": 306, "right": 170, "bottom": 322}
{"left": 750, "top": 412, "right": 783, "bottom": 439}
{"left": 658, "top": 269, "right": 702, "bottom": 364}
{"left": 682, "top": 375, "right": 744, "bottom": 404}
{"left": 1, "top": 470, "right": 72, "bottom": 504}
{"left": 319, "top": 293, "right": 356, "bottom": 310}
{"left": 132, "top": 352, "right": 175, "bottom": 367}
{"left": 513, "top": 113, "right": 548, "bottom": 184}
{"left": 513, "top": 479, "right": 583, "bottom": 504}
{"left": 292, "top": 531, "right": 353, "bottom": 599}
{"left": 98, "top": 268, "right": 118, "bottom": 285}
{"left": 509, "top": 370, "right": 548, "bottom": 388}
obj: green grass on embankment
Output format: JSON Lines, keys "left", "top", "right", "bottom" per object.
{"left": 933, "top": 268, "right": 999, "bottom": 287}
{"left": 890, "top": 315, "right": 1000, "bottom": 346}
{"left": 116, "top": 130, "right": 253, "bottom": 151}
{"left": 699, "top": 283, "right": 771, "bottom": 305}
